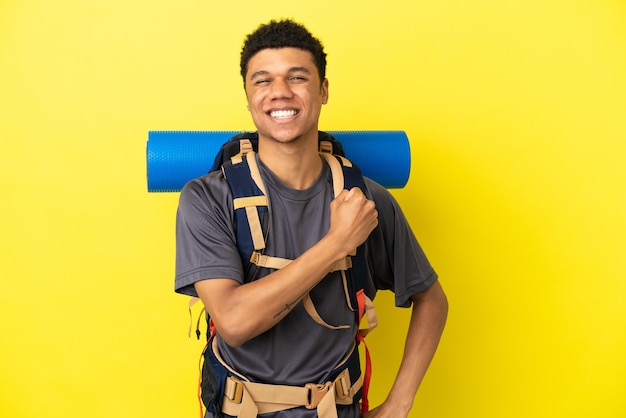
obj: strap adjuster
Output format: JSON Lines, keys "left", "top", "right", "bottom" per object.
{"left": 225, "top": 376, "right": 244, "bottom": 404}
{"left": 334, "top": 369, "right": 352, "bottom": 400}
{"left": 239, "top": 139, "right": 253, "bottom": 156}
{"left": 304, "top": 382, "right": 332, "bottom": 409}
{"left": 250, "top": 251, "right": 293, "bottom": 269}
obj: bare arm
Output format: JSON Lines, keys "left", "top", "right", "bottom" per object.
{"left": 194, "top": 187, "right": 378, "bottom": 347}
{"left": 365, "top": 280, "right": 448, "bottom": 418}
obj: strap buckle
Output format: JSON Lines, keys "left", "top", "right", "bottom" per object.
{"left": 249, "top": 251, "right": 261, "bottom": 265}
{"left": 239, "top": 139, "right": 254, "bottom": 156}
{"left": 224, "top": 376, "right": 244, "bottom": 404}
{"left": 319, "top": 140, "right": 334, "bottom": 154}
{"left": 334, "top": 369, "right": 352, "bottom": 400}
{"left": 304, "top": 382, "right": 332, "bottom": 409}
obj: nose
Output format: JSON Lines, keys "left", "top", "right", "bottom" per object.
{"left": 269, "top": 78, "right": 293, "bottom": 100}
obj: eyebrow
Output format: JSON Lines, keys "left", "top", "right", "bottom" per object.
{"left": 249, "top": 66, "right": 312, "bottom": 81}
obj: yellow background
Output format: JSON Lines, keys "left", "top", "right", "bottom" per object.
{"left": 2, "top": 0, "right": 625, "bottom": 417}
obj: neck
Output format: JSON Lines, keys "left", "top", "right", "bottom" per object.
{"left": 257, "top": 132, "right": 322, "bottom": 190}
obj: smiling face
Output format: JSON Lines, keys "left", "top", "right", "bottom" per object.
{"left": 244, "top": 47, "right": 329, "bottom": 145}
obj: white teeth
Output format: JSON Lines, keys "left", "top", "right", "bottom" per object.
{"left": 270, "top": 109, "right": 297, "bottom": 118}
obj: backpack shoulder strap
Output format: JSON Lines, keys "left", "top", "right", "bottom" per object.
{"left": 319, "top": 152, "right": 368, "bottom": 297}
{"left": 222, "top": 150, "right": 268, "bottom": 275}
{"left": 319, "top": 150, "right": 376, "bottom": 414}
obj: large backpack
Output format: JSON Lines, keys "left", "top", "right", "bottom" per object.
{"left": 195, "top": 131, "right": 377, "bottom": 417}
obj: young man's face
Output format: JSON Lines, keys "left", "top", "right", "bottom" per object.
{"left": 244, "top": 47, "right": 328, "bottom": 145}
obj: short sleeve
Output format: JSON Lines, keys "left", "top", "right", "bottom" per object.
{"left": 174, "top": 172, "right": 245, "bottom": 297}
{"left": 364, "top": 178, "right": 438, "bottom": 307}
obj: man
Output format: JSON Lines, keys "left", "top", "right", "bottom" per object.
{"left": 175, "top": 19, "right": 448, "bottom": 418}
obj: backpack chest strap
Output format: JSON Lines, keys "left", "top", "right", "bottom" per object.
{"left": 250, "top": 251, "right": 352, "bottom": 272}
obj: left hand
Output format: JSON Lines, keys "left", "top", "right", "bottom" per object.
{"left": 363, "top": 402, "right": 410, "bottom": 418}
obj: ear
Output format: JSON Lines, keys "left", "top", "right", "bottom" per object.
{"left": 321, "top": 78, "right": 329, "bottom": 104}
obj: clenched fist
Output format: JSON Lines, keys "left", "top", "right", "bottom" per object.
{"left": 327, "top": 187, "right": 378, "bottom": 256}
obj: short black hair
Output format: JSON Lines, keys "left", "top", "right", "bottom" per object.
{"left": 240, "top": 19, "right": 327, "bottom": 86}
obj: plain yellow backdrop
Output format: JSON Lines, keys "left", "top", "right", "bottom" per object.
{"left": 1, "top": 0, "right": 625, "bottom": 417}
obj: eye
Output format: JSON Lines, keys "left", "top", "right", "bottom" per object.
{"left": 288, "top": 75, "right": 307, "bottom": 83}
{"left": 254, "top": 79, "right": 271, "bottom": 85}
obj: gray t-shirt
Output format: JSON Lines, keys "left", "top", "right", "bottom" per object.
{"left": 175, "top": 154, "right": 437, "bottom": 417}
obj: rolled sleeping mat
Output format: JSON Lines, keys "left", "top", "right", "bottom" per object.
{"left": 146, "top": 130, "right": 411, "bottom": 192}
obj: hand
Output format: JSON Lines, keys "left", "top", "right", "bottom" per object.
{"left": 328, "top": 187, "right": 378, "bottom": 255}
{"left": 363, "top": 401, "right": 409, "bottom": 418}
